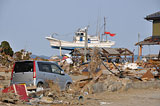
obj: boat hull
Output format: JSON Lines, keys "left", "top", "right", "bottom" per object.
{"left": 46, "top": 37, "right": 115, "bottom": 50}
{"left": 51, "top": 46, "right": 84, "bottom": 50}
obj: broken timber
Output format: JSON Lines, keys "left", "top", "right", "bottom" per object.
{"left": 99, "top": 50, "right": 124, "bottom": 78}
{"left": 80, "top": 70, "right": 102, "bottom": 93}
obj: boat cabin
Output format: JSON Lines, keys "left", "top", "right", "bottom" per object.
{"left": 73, "top": 28, "right": 99, "bottom": 43}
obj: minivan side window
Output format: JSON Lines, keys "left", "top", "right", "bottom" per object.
{"left": 38, "top": 62, "right": 51, "bottom": 73}
{"left": 51, "top": 64, "right": 61, "bottom": 74}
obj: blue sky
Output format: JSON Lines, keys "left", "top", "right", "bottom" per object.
{"left": 0, "top": 0, "right": 160, "bottom": 56}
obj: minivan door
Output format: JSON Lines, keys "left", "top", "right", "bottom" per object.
{"left": 12, "top": 61, "right": 34, "bottom": 85}
{"left": 37, "top": 62, "right": 57, "bottom": 85}
{"left": 50, "top": 63, "right": 67, "bottom": 90}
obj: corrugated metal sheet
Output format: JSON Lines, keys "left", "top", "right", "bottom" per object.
{"left": 71, "top": 48, "right": 133, "bottom": 56}
{"left": 145, "top": 11, "right": 160, "bottom": 20}
{"left": 102, "top": 48, "right": 119, "bottom": 55}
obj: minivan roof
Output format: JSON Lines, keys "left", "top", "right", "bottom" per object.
{"left": 15, "top": 60, "right": 57, "bottom": 64}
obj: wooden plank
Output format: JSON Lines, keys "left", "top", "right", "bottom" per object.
{"left": 80, "top": 70, "right": 102, "bottom": 93}
{"left": 26, "top": 86, "right": 37, "bottom": 90}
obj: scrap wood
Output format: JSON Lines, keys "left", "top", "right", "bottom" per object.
{"left": 29, "top": 81, "right": 61, "bottom": 98}
{"left": 80, "top": 70, "right": 102, "bottom": 93}
{"left": 4, "top": 70, "right": 9, "bottom": 73}
{"left": 51, "top": 104, "right": 67, "bottom": 106}
{"left": 89, "top": 48, "right": 102, "bottom": 77}
{"left": 76, "top": 78, "right": 92, "bottom": 88}
{"left": 99, "top": 52, "right": 123, "bottom": 77}
{"left": 39, "top": 96, "right": 54, "bottom": 104}
{"left": 67, "top": 78, "right": 92, "bottom": 93}
{"left": 0, "top": 75, "right": 5, "bottom": 80}
{"left": 82, "top": 71, "right": 90, "bottom": 76}
{"left": 68, "top": 72, "right": 101, "bottom": 94}
{"left": 141, "top": 69, "right": 154, "bottom": 81}
{"left": 101, "top": 61, "right": 117, "bottom": 76}
{"left": 28, "top": 88, "right": 50, "bottom": 98}
{"left": 78, "top": 81, "right": 90, "bottom": 88}
{"left": 26, "top": 86, "right": 37, "bottom": 90}
{"left": 78, "top": 78, "right": 93, "bottom": 82}
{"left": 144, "top": 60, "right": 160, "bottom": 76}
{"left": 0, "top": 92, "right": 20, "bottom": 104}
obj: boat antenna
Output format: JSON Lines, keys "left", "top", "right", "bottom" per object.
{"left": 96, "top": 18, "right": 100, "bottom": 40}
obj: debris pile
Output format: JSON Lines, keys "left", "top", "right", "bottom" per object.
{"left": 0, "top": 47, "right": 160, "bottom": 105}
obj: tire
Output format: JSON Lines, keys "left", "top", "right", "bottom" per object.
{"left": 65, "top": 83, "right": 71, "bottom": 91}
{"left": 37, "top": 82, "right": 44, "bottom": 92}
{"left": 37, "top": 82, "right": 44, "bottom": 87}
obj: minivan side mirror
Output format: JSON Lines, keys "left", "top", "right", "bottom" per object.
{"left": 60, "top": 71, "right": 65, "bottom": 75}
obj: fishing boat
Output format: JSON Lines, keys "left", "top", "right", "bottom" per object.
{"left": 46, "top": 27, "right": 115, "bottom": 50}
{"left": 46, "top": 18, "right": 116, "bottom": 50}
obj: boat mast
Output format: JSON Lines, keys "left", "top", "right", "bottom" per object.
{"left": 101, "top": 17, "right": 107, "bottom": 41}
{"left": 104, "top": 17, "right": 107, "bottom": 41}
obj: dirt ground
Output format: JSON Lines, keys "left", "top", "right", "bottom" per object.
{"left": 83, "top": 88, "right": 160, "bottom": 106}
{"left": 0, "top": 88, "right": 160, "bottom": 106}
{"left": 1, "top": 72, "right": 160, "bottom": 106}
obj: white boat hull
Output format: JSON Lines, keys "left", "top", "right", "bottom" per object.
{"left": 46, "top": 37, "right": 115, "bottom": 50}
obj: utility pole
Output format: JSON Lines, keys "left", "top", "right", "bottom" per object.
{"left": 104, "top": 17, "right": 107, "bottom": 41}
{"left": 84, "top": 26, "right": 89, "bottom": 62}
{"left": 52, "top": 33, "right": 62, "bottom": 56}
{"left": 138, "top": 33, "right": 140, "bottom": 61}
{"left": 59, "top": 40, "right": 62, "bottom": 56}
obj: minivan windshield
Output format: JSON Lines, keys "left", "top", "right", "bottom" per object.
{"left": 14, "top": 61, "right": 33, "bottom": 73}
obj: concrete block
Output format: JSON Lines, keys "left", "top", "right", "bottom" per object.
{"left": 108, "top": 82, "right": 122, "bottom": 92}
{"left": 92, "top": 82, "right": 104, "bottom": 93}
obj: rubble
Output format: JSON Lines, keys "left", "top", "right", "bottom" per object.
{"left": 141, "top": 69, "right": 154, "bottom": 81}
{"left": 0, "top": 47, "right": 160, "bottom": 105}
{"left": 2, "top": 84, "right": 29, "bottom": 102}
{"left": 0, "top": 92, "right": 20, "bottom": 104}
{"left": 0, "top": 75, "right": 5, "bottom": 80}
{"left": 123, "top": 62, "right": 139, "bottom": 70}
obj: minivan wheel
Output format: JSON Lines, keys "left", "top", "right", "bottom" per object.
{"left": 37, "top": 82, "right": 44, "bottom": 91}
{"left": 37, "top": 82, "right": 44, "bottom": 87}
{"left": 65, "top": 83, "right": 71, "bottom": 91}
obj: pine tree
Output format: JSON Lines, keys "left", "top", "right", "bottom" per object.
{"left": 0, "top": 41, "right": 14, "bottom": 56}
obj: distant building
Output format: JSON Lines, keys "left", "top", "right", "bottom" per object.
{"left": 135, "top": 11, "right": 160, "bottom": 57}
{"left": 142, "top": 54, "right": 158, "bottom": 61}
{"left": 49, "top": 55, "right": 61, "bottom": 62}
